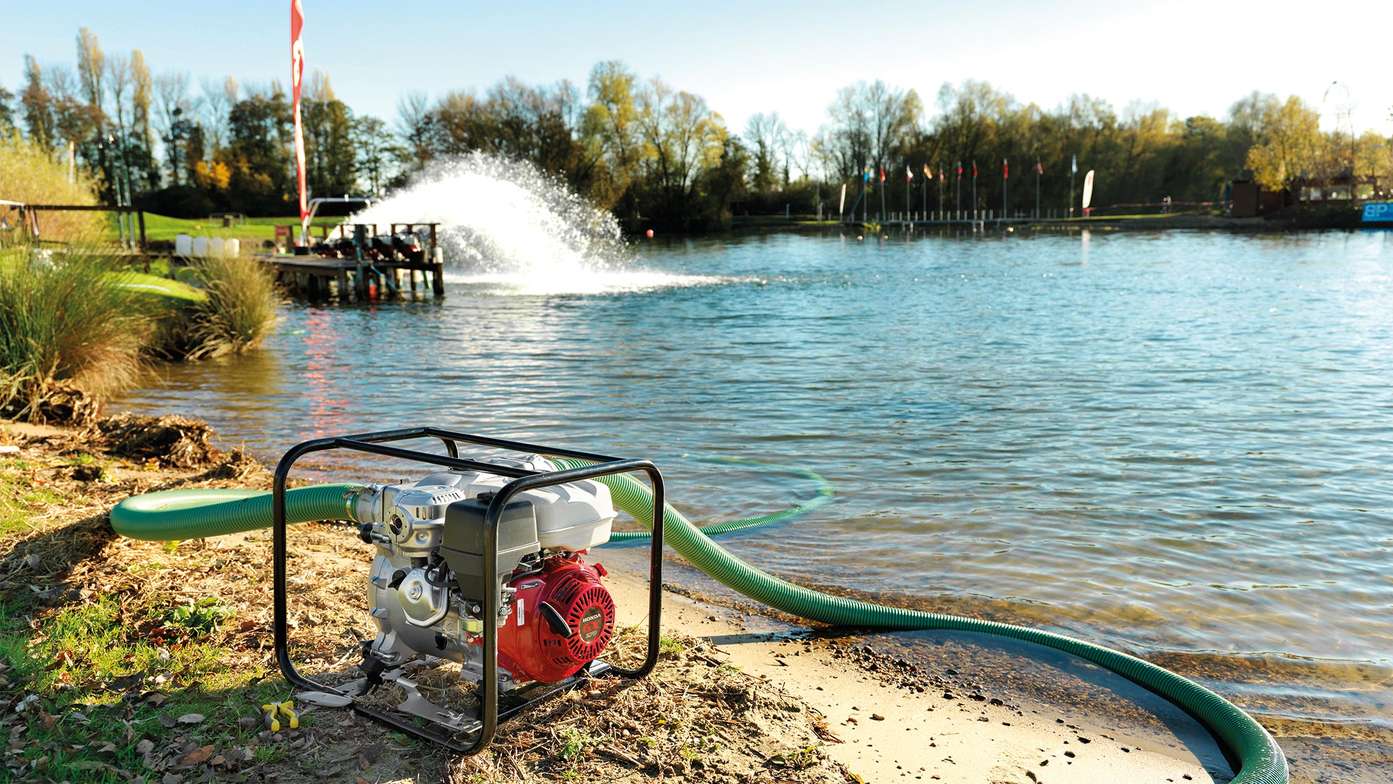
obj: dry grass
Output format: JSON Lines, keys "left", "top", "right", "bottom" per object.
{"left": 155, "top": 257, "right": 278, "bottom": 361}
{"left": 0, "top": 135, "right": 105, "bottom": 243}
{"left": 0, "top": 250, "right": 151, "bottom": 422}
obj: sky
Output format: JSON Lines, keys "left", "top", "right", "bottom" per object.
{"left": 4, "top": 0, "right": 1390, "bottom": 137}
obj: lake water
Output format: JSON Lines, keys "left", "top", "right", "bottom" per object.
{"left": 117, "top": 229, "right": 1393, "bottom": 731}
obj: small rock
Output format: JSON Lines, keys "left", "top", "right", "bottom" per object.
{"left": 176, "top": 713, "right": 205, "bottom": 724}
{"left": 870, "top": 713, "right": 885, "bottom": 721}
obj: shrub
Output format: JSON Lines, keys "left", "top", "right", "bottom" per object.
{"left": 180, "top": 256, "right": 278, "bottom": 360}
{"left": 0, "top": 249, "right": 150, "bottom": 420}
{"left": 0, "top": 134, "right": 105, "bottom": 243}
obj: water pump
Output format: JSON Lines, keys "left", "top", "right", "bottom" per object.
{"left": 353, "top": 457, "right": 618, "bottom": 687}
{"left": 267, "top": 429, "right": 664, "bottom": 753}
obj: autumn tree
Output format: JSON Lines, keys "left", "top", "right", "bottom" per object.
{"left": 1245, "top": 96, "right": 1322, "bottom": 190}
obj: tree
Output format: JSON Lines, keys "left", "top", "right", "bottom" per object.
{"left": 222, "top": 88, "right": 293, "bottom": 213}
{"left": 154, "top": 71, "right": 194, "bottom": 185}
{"left": 105, "top": 52, "right": 133, "bottom": 198}
{"left": 1353, "top": 130, "right": 1393, "bottom": 195}
{"left": 301, "top": 72, "right": 356, "bottom": 196}
{"left": 0, "top": 83, "right": 14, "bottom": 135}
{"left": 745, "top": 112, "right": 787, "bottom": 193}
{"left": 352, "top": 115, "right": 398, "bottom": 195}
{"left": 1245, "top": 96, "right": 1322, "bottom": 190}
{"left": 20, "top": 56, "right": 55, "bottom": 150}
{"left": 75, "top": 27, "right": 112, "bottom": 199}
{"left": 395, "top": 90, "right": 432, "bottom": 176}
{"left": 583, "top": 61, "right": 642, "bottom": 214}
{"left": 200, "top": 76, "right": 234, "bottom": 152}
{"left": 130, "top": 50, "right": 158, "bottom": 190}
{"left": 634, "top": 79, "right": 726, "bottom": 228}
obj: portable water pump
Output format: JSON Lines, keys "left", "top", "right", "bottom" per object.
{"left": 270, "top": 428, "right": 663, "bottom": 753}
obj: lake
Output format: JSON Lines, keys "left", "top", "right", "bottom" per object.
{"left": 117, "top": 228, "right": 1393, "bottom": 732}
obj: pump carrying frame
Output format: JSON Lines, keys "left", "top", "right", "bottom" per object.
{"left": 270, "top": 427, "right": 665, "bottom": 754}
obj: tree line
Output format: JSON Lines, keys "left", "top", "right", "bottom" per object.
{"left": 3, "top": 27, "right": 1390, "bottom": 229}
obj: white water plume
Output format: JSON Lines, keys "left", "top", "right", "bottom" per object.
{"left": 351, "top": 153, "right": 729, "bottom": 295}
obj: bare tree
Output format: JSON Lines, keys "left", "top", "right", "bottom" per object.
{"left": 106, "top": 54, "right": 131, "bottom": 142}
{"left": 75, "top": 27, "right": 105, "bottom": 118}
{"left": 201, "top": 76, "right": 232, "bottom": 150}
{"left": 154, "top": 71, "right": 193, "bottom": 183}
{"left": 744, "top": 112, "right": 787, "bottom": 192}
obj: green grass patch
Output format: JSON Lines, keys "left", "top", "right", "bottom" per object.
{"left": 0, "top": 459, "right": 64, "bottom": 535}
{"left": 0, "top": 590, "right": 292, "bottom": 781}
{"left": 135, "top": 213, "right": 342, "bottom": 245}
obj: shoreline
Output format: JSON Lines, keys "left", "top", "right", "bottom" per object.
{"left": 0, "top": 413, "right": 1242, "bottom": 784}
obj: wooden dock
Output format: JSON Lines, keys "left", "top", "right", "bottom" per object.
{"left": 257, "top": 253, "right": 445, "bottom": 300}
{"left": 256, "top": 221, "right": 447, "bottom": 301}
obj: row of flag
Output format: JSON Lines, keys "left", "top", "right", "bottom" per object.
{"left": 861, "top": 155, "right": 1080, "bottom": 184}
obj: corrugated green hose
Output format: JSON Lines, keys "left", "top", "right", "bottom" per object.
{"left": 552, "top": 458, "right": 1288, "bottom": 784}
{"left": 109, "top": 484, "right": 361, "bottom": 541}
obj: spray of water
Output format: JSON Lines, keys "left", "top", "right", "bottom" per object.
{"left": 351, "top": 153, "right": 729, "bottom": 295}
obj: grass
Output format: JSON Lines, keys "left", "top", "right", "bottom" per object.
{"left": 0, "top": 249, "right": 152, "bottom": 420}
{"left": 137, "top": 213, "right": 343, "bottom": 246}
{"left": 178, "top": 256, "right": 278, "bottom": 360}
{"left": 0, "top": 244, "right": 276, "bottom": 419}
{"left": 0, "top": 439, "right": 301, "bottom": 782}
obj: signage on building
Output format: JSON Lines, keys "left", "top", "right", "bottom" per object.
{"left": 1361, "top": 203, "right": 1393, "bottom": 223}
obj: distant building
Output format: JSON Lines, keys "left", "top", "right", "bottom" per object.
{"left": 1228, "top": 177, "right": 1291, "bottom": 218}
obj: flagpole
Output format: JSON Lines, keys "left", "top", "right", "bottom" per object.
{"left": 1035, "top": 162, "right": 1040, "bottom": 219}
{"left": 879, "top": 165, "right": 886, "bottom": 222}
{"left": 905, "top": 166, "right": 911, "bottom": 221}
{"left": 971, "top": 161, "right": 977, "bottom": 221}
{"left": 1002, "top": 158, "right": 1007, "bottom": 221}
{"left": 1069, "top": 154, "right": 1076, "bottom": 219}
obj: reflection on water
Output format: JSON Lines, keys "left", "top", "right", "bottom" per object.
{"left": 118, "top": 229, "right": 1393, "bottom": 730}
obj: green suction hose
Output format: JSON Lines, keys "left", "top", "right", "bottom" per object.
{"left": 608, "top": 456, "right": 834, "bottom": 542}
{"left": 110, "top": 484, "right": 361, "bottom": 541}
{"left": 108, "top": 464, "right": 1286, "bottom": 782}
{"left": 552, "top": 458, "right": 1288, "bottom": 784}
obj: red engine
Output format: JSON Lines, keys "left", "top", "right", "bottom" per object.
{"left": 498, "top": 554, "right": 615, "bottom": 683}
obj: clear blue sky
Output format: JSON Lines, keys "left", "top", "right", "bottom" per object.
{"left": 5, "top": 0, "right": 1389, "bottom": 136}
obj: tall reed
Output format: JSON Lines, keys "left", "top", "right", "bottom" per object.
{"left": 0, "top": 249, "right": 150, "bottom": 419}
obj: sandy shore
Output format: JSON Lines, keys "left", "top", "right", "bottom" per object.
{"left": 601, "top": 557, "right": 1223, "bottom": 783}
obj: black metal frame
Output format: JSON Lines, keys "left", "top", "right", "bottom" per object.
{"left": 271, "top": 426, "right": 664, "bottom": 754}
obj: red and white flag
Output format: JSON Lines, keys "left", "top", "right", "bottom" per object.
{"left": 906, "top": 165, "right": 913, "bottom": 182}
{"left": 879, "top": 167, "right": 886, "bottom": 183}
{"left": 291, "top": 0, "right": 308, "bottom": 242}
{"left": 922, "top": 162, "right": 932, "bottom": 179}
{"left": 1034, "top": 160, "right": 1044, "bottom": 175}
{"left": 1002, "top": 159, "right": 1009, "bottom": 180}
